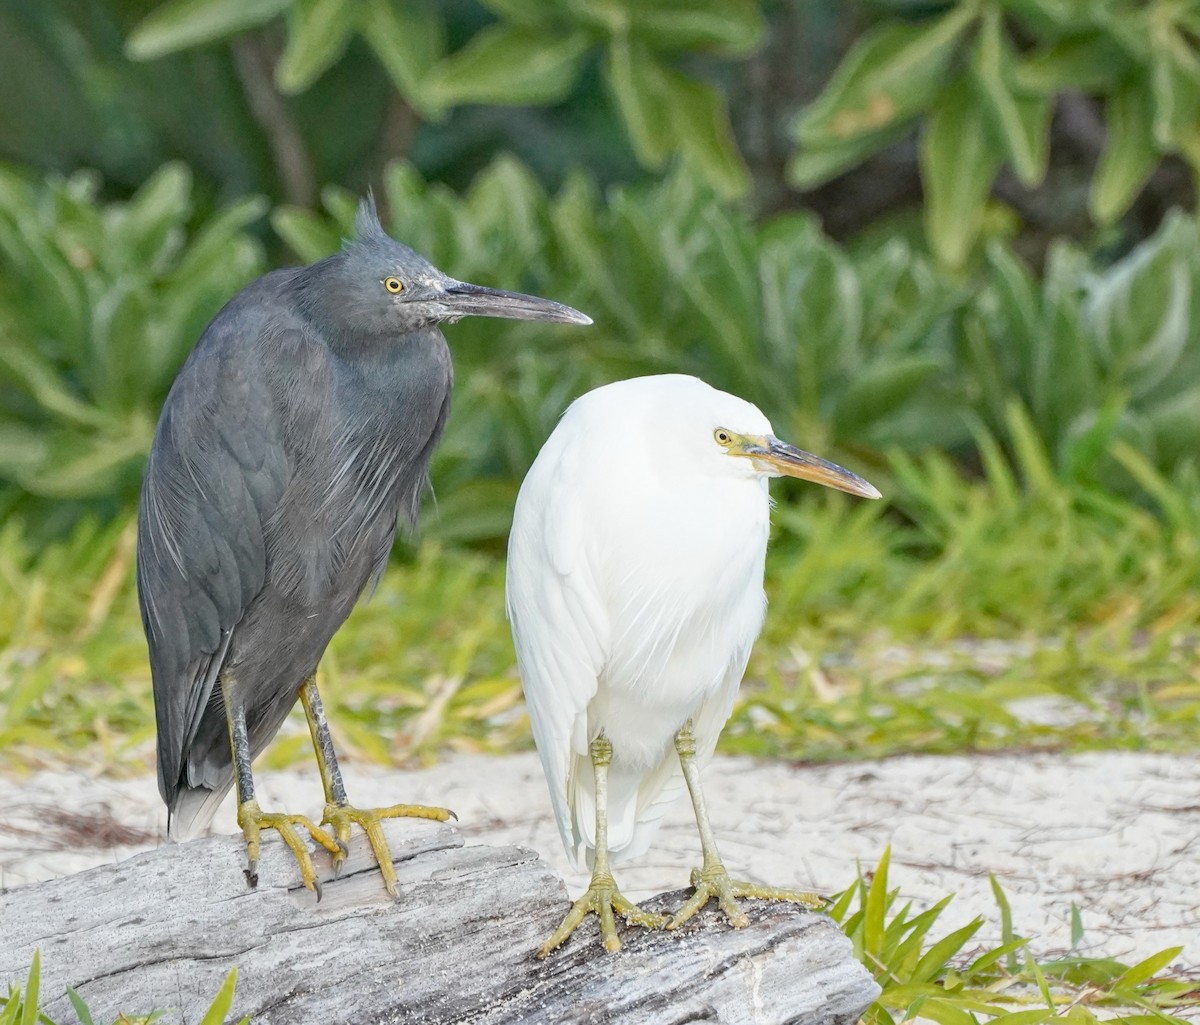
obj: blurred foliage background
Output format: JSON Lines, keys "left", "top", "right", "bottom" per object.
{"left": 2, "top": 0, "right": 1200, "bottom": 771}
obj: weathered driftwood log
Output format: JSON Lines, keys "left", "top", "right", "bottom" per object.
{"left": 0, "top": 820, "right": 879, "bottom": 1024}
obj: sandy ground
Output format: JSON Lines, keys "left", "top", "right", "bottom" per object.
{"left": 2, "top": 751, "right": 1198, "bottom": 980}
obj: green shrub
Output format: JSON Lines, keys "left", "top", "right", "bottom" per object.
{"left": 793, "top": 0, "right": 1200, "bottom": 265}
{"left": 5, "top": 157, "right": 1200, "bottom": 543}
{"left": 0, "top": 164, "right": 265, "bottom": 533}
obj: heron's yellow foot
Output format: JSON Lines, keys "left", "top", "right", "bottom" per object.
{"left": 668, "top": 862, "right": 827, "bottom": 930}
{"left": 321, "top": 800, "right": 455, "bottom": 897}
{"left": 538, "top": 872, "right": 669, "bottom": 958}
{"left": 237, "top": 798, "right": 341, "bottom": 896}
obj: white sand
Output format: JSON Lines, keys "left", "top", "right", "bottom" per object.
{"left": 2, "top": 751, "right": 1197, "bottom": 976}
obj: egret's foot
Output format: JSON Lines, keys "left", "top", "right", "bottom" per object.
{"left": 237, "top": 798, "right": 341, "bottom": 895}
{"left": 668, "top": 863, "right": 827, "bottom": 930}
{"left": 538, "top": 873, "right": 669, "bottom": 958}
{"left": 322, "top": 800, "right": 455, "bottom": 897}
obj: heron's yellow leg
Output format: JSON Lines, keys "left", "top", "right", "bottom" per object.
{"left": 538, "top": 734, "right": 669, "bottom": 958}
{"left": 667, "top": 720, "right": 826, "bottom": 930}
{"left": 300, "top": 675, "right": 454, "bottom": 898}
{"left": 222, "top": 673, "right": 339, "bottom": 896}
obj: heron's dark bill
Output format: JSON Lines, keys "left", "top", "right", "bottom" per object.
{"left": 440, "top": 281, "right": 592, "bottom": 325}
{"left": 746, "top": 437, "right": 881, "bottom": 499}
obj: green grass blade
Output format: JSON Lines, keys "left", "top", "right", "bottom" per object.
{"left": 19, "top": 952, "right": 38, "bottom": 1025}
{"left": 989, "top": 873, "right": 1017, "bottom": 972}
{"left": 1, "top": 987, "right": 19, "bottom": 1025}
{"left": 985, "top": 1010, "right": 1056, "bottom": 1025}
{"left": 968, "top": 938, "right": 1029, "bottom": 975}
{"left": 64, "top": 989, "right": 94, "bottom": 1025}
{"left": 197, "top": 969, "right": 238, "bottom": 1025}
{"left": 1026, "top": 952, "right": 1055, "bottom": 1009}
{"left": 1113, "top": 947, "right": 1184, "bottom": 989}
{"left": 909, "top": 918, "right": 984, "bottom": 984}
{"left": 863, "top": 846, "right": 892, "bottom": 963}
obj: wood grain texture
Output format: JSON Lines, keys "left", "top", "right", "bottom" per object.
{"left": 0, "top": 820, "right": 880, "bottom": 1024}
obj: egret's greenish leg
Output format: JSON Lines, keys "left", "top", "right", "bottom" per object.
{"left": 668, "top": 720, "right": 826, "bottom": 930}
{"left": 300, "top": 675, "right": 454, "bottom": 898}
{"left": 222, "top": 672, "right": 339, "bottom": 895}
{"left": 538, "top": 734, "right": 669, "bottom": 957}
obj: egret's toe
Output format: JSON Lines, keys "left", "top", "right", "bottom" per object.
{"left": 537, "top": 874, "right": 669, "bottom": 958}
{"left": 668, "top": 863, "right": 827, "bottom": 930}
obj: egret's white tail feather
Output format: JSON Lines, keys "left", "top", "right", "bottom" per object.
{"left": 567, "top": 747, "right": 689, "bottom": 868}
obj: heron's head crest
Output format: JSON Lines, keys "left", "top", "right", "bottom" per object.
{"left": 349, "top": 194, "right": 391, "bottom": 252}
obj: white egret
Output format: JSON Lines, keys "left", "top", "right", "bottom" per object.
{"left": 506, "top": 374, "right": 881, "bottom": 956}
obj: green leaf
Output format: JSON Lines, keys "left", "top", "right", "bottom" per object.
{"left": 1150, "top": 25, "right": 1200, "bottom": 159}
{"left": 1113, "top": 946, "right": 1184, "bottom": 989}
{"left": 0, "top": 338, "right": 110, "bottom": 430}
{"left": 1070, "top": 903, "right": 1084, "bottom": 948}
{"left": 1090, "top": 75, "right": 1159, "bottom": 225}
{"left": 972, "top": 8, "right": 1050, "bottom": 186}
{"left": 920, "top": 78, "right": 1004, "bottom": 269}
{"left": 1084, "top": 215, "right": 1193, "bottom": 397}
{"left": 271, "top": 206, "right": 343, "bottom": 262}
{"left": 425, "top": 26, "right": 590, "bottom": 107}
{"left": 1146, "top": 383, "right": 1200, "bottom": 467}
{"left": 862, "top": 845, "right": 891, "bottom": 961}
{"left": 1006, "top": 400, "right": 1058, "bottom": 496}
{"left": 107, "top": 162, "right": 192, "bottom": 273}
{"left": 15, "top": 427, "right": 151, "bottom": 500}
{"left": 18, "top": 950, "right": 37, "bottom": 1025}
{"left": 662, "top": 71, "right": 749, "bottom": 196}
{"left": 360, "top": 0, "right": 444, "bottom": 114}
{"left": 126, "top": 0, "right": 288, "bottom": 60}
{"left": 1005, "top": 0, "right": 1097, "bottom": 32}
{"left": 787, "top": 121, "right": 912, "bottom": 190}
{"left": 794, "top": 5, "right": 977, "bottom": 147}
{"left": 477, "top": 0, "right": 553, "bottom": 26}
{"left": 893, "top": 995, "right": 976, "bottom": 1025}
{"left": 990, "top": 872, "right": 1017, "bottom": 971}
{"left": 423, "top": 478, "right": 519, "bottom": 544}
{"left": 1026, "top": 952, "right": 1056, "bottom": 1008}
{"left": 909, "top": 918, "right": 984, "bottom": 983}
{"left": 276, "top": 0, "right": 357, "bottom": 94}
{"left": 1014, "top": 32, "right": 1130, "bottom": 93}
{"left": 967, "top": 938, "right": 1030, "bottom": 975}
{"left": 626, "top": 0, "right": 764, "bottom": 56}
{"left": 604, "top": 36, "right": 673, "bottom": 167}
{"left": 833, "top": 356, "right": 942, "bottom": 434}
{"left": 198, "top": 968, "right": 239, "bottom": 1025}
{"left": 66, "top": 987, "right": 96, "bottom": 1025}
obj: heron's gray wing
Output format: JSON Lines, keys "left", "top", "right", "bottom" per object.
{"left": 136, "top": 295, "right": 292, "bottom": 808}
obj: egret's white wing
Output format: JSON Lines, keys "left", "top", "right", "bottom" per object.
{"left": 506, "top": 424, "right": 610, "bottom": 867}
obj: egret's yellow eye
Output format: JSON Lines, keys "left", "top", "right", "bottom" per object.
{"left": 384, "top": 276, "right": 404, "bottom": 293}
{"left": 714, "top": 429, "right": 734, "bottom": 447}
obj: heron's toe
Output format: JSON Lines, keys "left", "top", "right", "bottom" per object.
{"left": 235, "top": 799, "right": 336, "bottom": 897}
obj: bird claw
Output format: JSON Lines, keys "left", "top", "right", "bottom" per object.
{"left": 321, "top": 800, "right": 453, "bottom": 898}
{"left": 668, "top": 863, "right": 827, "bottom": 930}
{"left": 537, "top": 872, "right": 669, "bottom": 958}
{"left": 236, "top": 799, "right": 336, "bottom": 898}
{"left": 331, "top": 838, "right": 350, "bottom": 880}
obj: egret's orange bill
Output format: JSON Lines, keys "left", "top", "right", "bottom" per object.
{"left": 736, "top": 435, "right": 881, "bottom": 499}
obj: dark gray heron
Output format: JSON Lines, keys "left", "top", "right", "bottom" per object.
{"left": 137, "top": 199, "right": 591, "bottom": 896}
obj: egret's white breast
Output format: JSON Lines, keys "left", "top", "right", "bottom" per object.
{"left": 582, "top": 469, "right": 770, "bottom": 769}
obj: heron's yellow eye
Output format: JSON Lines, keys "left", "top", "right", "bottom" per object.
{"left": 714, "top": 429, "right": 734, "bottom": 447}
{"left": 384, "top": 276, "right": 404, "bottom": 293}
